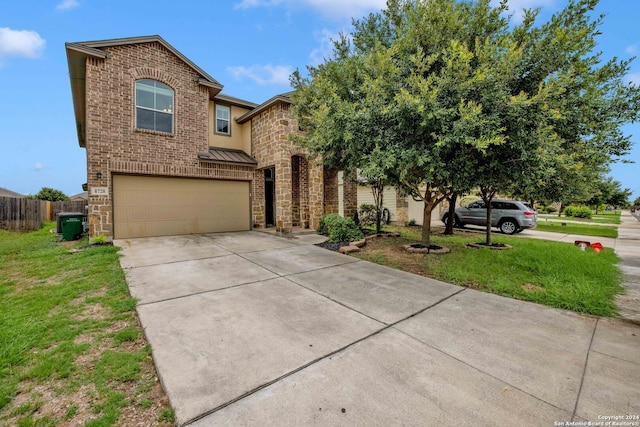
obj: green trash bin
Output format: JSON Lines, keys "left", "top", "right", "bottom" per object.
{"left": 59, "top": 212, "right": 85, "bottom": 241}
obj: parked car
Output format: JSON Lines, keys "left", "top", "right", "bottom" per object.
{"left": 442, "top": 199, "right": 537, "bottom": 234}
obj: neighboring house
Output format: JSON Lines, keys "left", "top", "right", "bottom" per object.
{"left": 66, "top": 35, "right": 357, "bottom": 239}
{"left": 69, "top": 191, "right": 88, "bottom": 201}
{"left": 0, "top": 188, "right": 23, "bottom": 198}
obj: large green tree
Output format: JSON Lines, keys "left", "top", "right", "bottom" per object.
{"left": 293, "top": 0, "right": 525, "bottom": 246}
{"left": 507, "top": 0, "right": 640, "bottom": 212}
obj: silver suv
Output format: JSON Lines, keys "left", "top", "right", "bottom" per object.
{"left": 442, "top": 199, "right": 537, "bottom": 234}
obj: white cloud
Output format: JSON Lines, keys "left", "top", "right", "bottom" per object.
{"left": 34, "top": 162, "right": 44, "bottom": 171}
{"left": 56, "top": 0, "right": 80, "bottom": 10}
{"left": 491, "top": 0, "right": 557, "bottom": 23}
{"left": 234, "top": 0, "right": 385, "bottom": 19}
{"left": 309, "top": 28, "right": 342, "bottom": 66}
{"left": 227, "top": 64, "right": 294, "bottom": 86}
{"left": 0, "top": 28, "right": 46, "bottom": 60}
{"left": 626, "top": 73, "right": 640, "bottom": 85}
{"left": 626, "top": 44, "right": 638, "bottom": 55}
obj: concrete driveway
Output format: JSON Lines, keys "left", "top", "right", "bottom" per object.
{"left": 115, "top": 231, "right": 640, "bottom": 426}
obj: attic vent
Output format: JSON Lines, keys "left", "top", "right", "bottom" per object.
{"left": 282, "top": 104, "right": 290, "bottom": 111}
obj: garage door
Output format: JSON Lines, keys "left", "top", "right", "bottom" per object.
{"left": 113, "top": 175, "right": 250, "bottom": 239}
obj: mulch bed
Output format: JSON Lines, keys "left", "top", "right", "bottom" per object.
{"left": 315, "top": 240, "right": 350, "bottom": 252}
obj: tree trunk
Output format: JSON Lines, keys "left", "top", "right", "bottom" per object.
{"left": 372, "top": 181, "right": 384, "bottom": 233}
{"left": 558, "top": 202, "right": 564, "bottom": 217}
{"left": 422, "top": 202, "right": 433, "bottom": 247}
{"left": 444, "top": 193, "right": 458, "bottom": 235}
{"left": 485, "top": 202, "right": 493, "bottom": 246}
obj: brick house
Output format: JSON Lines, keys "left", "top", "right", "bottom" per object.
{"left": 66, "top": 35, "right": 360, "bottom": 239}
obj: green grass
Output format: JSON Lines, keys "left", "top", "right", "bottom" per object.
{"left": 535, "top": 222, "right": 618, "bottom": 238}
{"left": 354, "top": 227, "right": 623, "bottom": 317}
{"left": 0, "top": 223, "right": 172, "bottom": 426}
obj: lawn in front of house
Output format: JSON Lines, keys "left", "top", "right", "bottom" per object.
{"left": 0, "top": 223, "right": 173, "bottom": 426}
{"left": 352, "top": 227, "right": 622, "bottom": 317}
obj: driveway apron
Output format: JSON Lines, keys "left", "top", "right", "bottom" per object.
{"left": 115, "top": 231, "right": 640, "bottom": 426}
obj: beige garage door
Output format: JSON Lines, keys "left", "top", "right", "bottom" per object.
{"left": 113, "top": 175, "right": 250, "bottom": 239}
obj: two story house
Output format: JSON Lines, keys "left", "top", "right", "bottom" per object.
{"left": 66, "top": 35, "right": 362, "bottom": 239}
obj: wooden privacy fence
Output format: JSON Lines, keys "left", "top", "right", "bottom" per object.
{"left": 0, "top": 197, "right": 88, "bottom": 231}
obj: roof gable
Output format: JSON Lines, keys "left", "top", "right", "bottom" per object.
{"left": 66, "top": 35, "right": 224, "bottom": 148}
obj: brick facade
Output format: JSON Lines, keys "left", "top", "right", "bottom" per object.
{"left": 342, "top": 173, "right": 358, "bottom": 220}
{"left": 83, "top": 42, "right": 252, "bottom": 237}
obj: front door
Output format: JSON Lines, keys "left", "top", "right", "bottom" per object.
{"left": 264, "top": 167, "right": 275, "bottom": 227}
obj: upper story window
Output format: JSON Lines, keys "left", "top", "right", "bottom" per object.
{"left": 135, "top": 79, "right": 174, "bottom": 133}
{"left": 216, "top": 105, "right": 230, "bottom": 135}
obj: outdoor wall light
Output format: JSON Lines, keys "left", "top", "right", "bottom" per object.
{"left": 96, "top": 172, "right": 102, "bottom": 180}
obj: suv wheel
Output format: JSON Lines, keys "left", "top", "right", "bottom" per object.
{"left": 443, "top": 214, "right": 463, "bottom": 228}
{"left": 499, "top": 219, "right": 518, "bottom": 235}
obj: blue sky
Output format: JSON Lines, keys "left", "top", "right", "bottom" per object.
{"left": 1, "top": 0, "right": 639, "bottom": 201}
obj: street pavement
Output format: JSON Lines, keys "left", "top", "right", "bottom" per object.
{"left": 115, "top": 220, "right": 640, "bottom": 426}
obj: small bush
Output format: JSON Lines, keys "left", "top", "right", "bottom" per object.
{"left": 574, "top": 206, "right": 592, "bottom": 218}
{"left": 544, "top": 205, "right": 557, "bottom": 214}
{"left": 317, "top": 215, "right": 328, "bottom": 235}
{"left": 564, "top": 205, "right": 592, "bottom": 219}
{"left": 408, "top": 219, "right": 417, "bottom": 226}
{"left": 318, "top": 214, "right": 363, "bottom": 242}
{"left": 358, "top": 204, "right": 377, "bottom": 227}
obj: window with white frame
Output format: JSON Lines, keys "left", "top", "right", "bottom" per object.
{"left": 135, "top": 79, "right": 174, "bottom": 133}
{"left": 216, "top": 104, "right": 230, "bottom": 135}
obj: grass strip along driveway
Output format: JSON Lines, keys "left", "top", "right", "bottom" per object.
{"left": 0, "top": 224, "right": 173, "bottom": 426}
{"left": 353, "top": 228, "right": 623, "bottom": 317}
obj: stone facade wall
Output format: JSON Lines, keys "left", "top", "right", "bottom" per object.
{"left": 250, "top": 103, "right": 324, "bottom": 234}
{"left": 84, "top": 42, "right": 249, "bottom": 237}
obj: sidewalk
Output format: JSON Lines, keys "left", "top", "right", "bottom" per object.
{"left": 613, "top": 211, "right": 640, "bottom": 323}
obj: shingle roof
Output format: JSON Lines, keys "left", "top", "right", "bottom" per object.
{"left": 0, "top": 187, "right": 23, "bottom": 198}
{"left": 198, "top": 147, "right": 257, "bottom": 166}
{"left": 66, "top": 35, "right": 225, "bottom": 148}
{"left": 236, "top": 92, "right": 294, "bottom": 124}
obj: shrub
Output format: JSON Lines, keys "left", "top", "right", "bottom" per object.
{"left": 352, "top": 211, "right": 360, "bottom": 227}
{"left": 317, "top": 215, "right": 329, "bottom": 235}
{"left": 564, "top": 205, "right": 592, "bottom": 219}
{"left": 574, "top": 206, "right": 592, "bottom": 218}
{"left": 544, "top": 205, "right": 557, "bottom": 214}
{"left": 318, "top": 214, "right": 363, "bottom": 242}
{"left": 358, "top": 204, "right": 377, "bottom": 227}
{"left": 408, "top": 219, "right": 417, "bottom": 226}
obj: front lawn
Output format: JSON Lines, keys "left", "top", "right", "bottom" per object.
{"left": 0, "top": 224, "right": 173, "bottom": 426}
{"left": 352, "top": 227, "right": 623, "bottom": 317}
